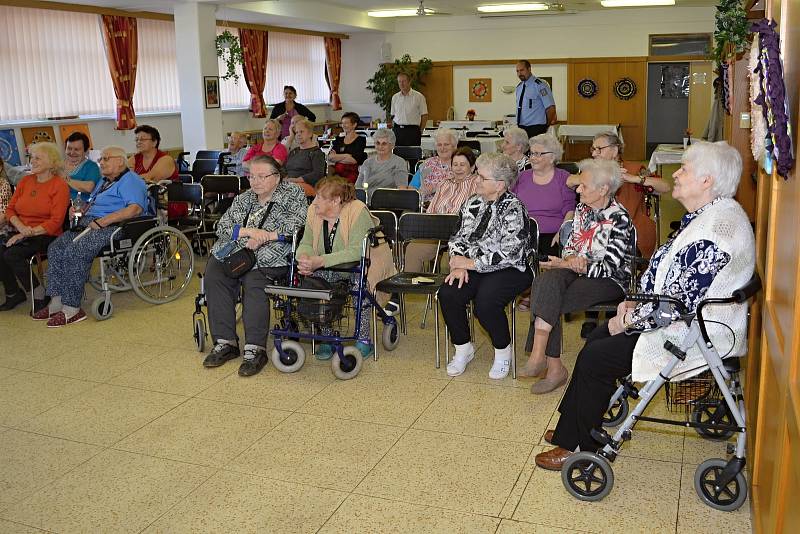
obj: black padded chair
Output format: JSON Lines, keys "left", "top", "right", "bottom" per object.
{"left": 196, "top": 150, "right": 222, "bottom": 161}
{"left": 556, "top": 162, "right": 579, "bottom": 175}
{"left": 393, "top": 146, "right": 423, "bottom": 181}
{"left": 355, "top": 188, "right": 367, "bottom": 204}
{"left": 369, "top": 210, "right": 399, "bottom": 268}
{"left": 191, "top": 159, "right": 218, "bottom": 183}
{"left": 457, "top": 139, "right": 481, "bottom": 156}
{"left": 370, "top": 188, "right": 421, "bottom": 214}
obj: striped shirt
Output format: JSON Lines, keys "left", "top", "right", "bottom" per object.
{"left": 427, "top": 173, "right": 479, "bottom": 214}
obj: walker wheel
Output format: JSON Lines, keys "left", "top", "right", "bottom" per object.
{"left": 561, "top": 451, "right": 614, "bottom": 502}
{"left": 694, "top": 458, "right": 747, "bottom": 511}
{"left": 332, "top": 346, "right": 363, "bottom": 380}
{"left": 270, "top": 340, "right": 306, "bottom": 374}
{"left": 602, "top": 397, "right": 629, "bottom": 428}
{"left": 382, "top": 320, "right": 400, "bottom": 351}
{"left": 90, "top": 297, "right": 113, "bottom": 321}
{"left": 691, "top": 401, "right": 735, "bottom": 441}
{"left": 193, "top": 317, "right": 206, "bottom": 352}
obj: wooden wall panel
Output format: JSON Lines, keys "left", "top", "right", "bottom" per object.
{"left": 419, "top": 65, "right": 453, "bottom": 123}
{"left": 569, "top": 63, "right": 609, "bottom": 124}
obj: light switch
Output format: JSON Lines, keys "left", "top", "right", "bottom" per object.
{"left": 739, "top": 113, "right": 751, "bottom": 128}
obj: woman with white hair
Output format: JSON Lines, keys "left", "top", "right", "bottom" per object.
{"left": 410, "top": 128, "right": 458, "bottom": 204}
{"left": 502, "top": 126, "right": 532, "bottom": 171}
{"left": 355, "top": 128, "right": 408, "bottom": 197}
{"left": 520, "top": 158, "right": 633, "bottom": 394}
{"left": 535, "top": 141, "right": 755, "bottom": 470}
{"left": 439, "top": 153, "right": 533, "bottom": 380}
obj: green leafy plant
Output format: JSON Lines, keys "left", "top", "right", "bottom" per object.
{"left": 215, "top": 30, "right": 244, "bottom": 83}
{"left": 366, "top": 54, "right": 433, "bottom": 120}
{"left": 713, "top": 0, "right": 749, "bottom": 62}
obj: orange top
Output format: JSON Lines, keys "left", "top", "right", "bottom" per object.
{"left": 6, "top": 174, "right": 70, "bottom": 236}
{"left": 615, "top": 161, "right": 658, "bottom": 258}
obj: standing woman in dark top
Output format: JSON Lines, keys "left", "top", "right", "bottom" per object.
{"left": 270, "top": 85, "right": 317, "bottom": 140}
{"left": 328, "top": 112, "right": 367, "bottom": 184}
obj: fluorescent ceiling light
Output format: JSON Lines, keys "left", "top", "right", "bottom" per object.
{"left": 368, "top": 8, "right": 433, "bottom": 17}
{"left": 601, "top": 0, "right": 674, "bottom": 6}
{"left": 477, "top": 3, "right": 550, "bottom": 13}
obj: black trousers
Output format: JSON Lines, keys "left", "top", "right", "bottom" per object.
{"left": 439, "top": 267, "right": 533, "bottom": 349}
{"left": 0, "top": 235, "right": 53, "bottom": 293}
{"left": 393, "top": 125, "right": 422, "bottom": 147}
{"left": 552, "top": 324, "right": 639, "bottom": 452}
{"left": 520, "top": 124, "right": 549, "bottom": 139}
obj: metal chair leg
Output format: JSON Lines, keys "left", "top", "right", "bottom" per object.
{"left": 434, "top": 294, "right": 441, "bottom": 368}
{"left": 400, "top": 294, "right": 407, "bottom": 334}
{"left": 372, "top": 305, "right": 379, "bottom": 361}
{"left": 510, "top": 301, "right": 517, "bottom": 379}
{"left": 421, "top": 294, "right": 431, "bottom": 329}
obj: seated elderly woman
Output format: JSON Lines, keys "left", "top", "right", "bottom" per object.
{"left": 327, "top": 112, "right": 368, "bottom": 183}
{"left": 519, "top": 158, "right": 633, "bottom": 394}
{"left": 535, "top": 141, "right": 755, "bottom": 469}
{"left": 296, "top": 176, "right": 395, "bottom": 360}
{"left": 220, "top": 132, "right": 250, "bottom": 176}
{"left": 63, "top": 132, "right": 102, "bottom": 199}
{"left": 32, "top": 146, "right": 148, "bottom": 327}
{"left": 440, "top": 153, "right": 533, "bottom": 380}
{"left": 244, "top": 120, "right": 288, "bottom": 167}
{"left": 202, "top": 155, "right": 307, "bottom": 376}
{"left": 128, "top": 125, "right": 185, "bottom": 219}
{"left": 502, "top": 126, "right": 532, "bottom": 171}
{"left": 285, "top": 118, "right": 327, "bottom": 197}
{"left": 0, "top": 143, "right": 70, "bottom": 312}
{"left": 410, "top": 128, "right": 458, "bottom": 204}
{"left": 355, "top": 128, "right": 408, "bottom": 197}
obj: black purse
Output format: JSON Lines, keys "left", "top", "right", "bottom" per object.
{"left": 221, "top": 201, "right": 274, "bottom": 278}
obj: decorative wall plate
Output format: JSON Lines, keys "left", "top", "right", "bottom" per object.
{"left": 469, "top": 78, "right": 492, "bottom": 102}
{"left": 577, "top": 78, "right": 598, "bottom": 99}
{"left": 614, "top": 77, "right": 637, "bottom": 100}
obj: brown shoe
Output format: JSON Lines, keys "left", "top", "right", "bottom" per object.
{"left": 535, "top": 446, "right": 572, "bottom": 471}
{"left": 531, "top": 368, "right": 569, "bottom": 395}
{"left": 543, "top": 429, "right": 555, "bottom": 445}
{"left": 517, "top": 359, "right": 547, "bottom": 378}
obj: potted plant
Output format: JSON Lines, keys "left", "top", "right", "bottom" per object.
{"left": 366, "top": 54, "right": 433, "bottom": 120}
{"left": 215, "top": 30, "right": 244, "bottom": 83}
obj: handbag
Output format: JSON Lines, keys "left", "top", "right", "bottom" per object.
{"left": 221, "top": 200, "right": 274, "bottom": 278}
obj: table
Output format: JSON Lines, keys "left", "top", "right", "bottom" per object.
{"left": 557, "top": 124, "right": 621, "bottom": 143}
{"left": 421, "top": 136, "right": 502, "bottom": 154}
{"left": 437, "top": 120, "right": 496, "bottom": 131}
{"left": 648, "top": 144, "right": 684, "bottom": 172}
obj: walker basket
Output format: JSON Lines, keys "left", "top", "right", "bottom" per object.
{"left": 295, "top": 278, "right": 350, "bottom": 327}
{"left": 664, "top": 370, "right": 721, "bottom": 413}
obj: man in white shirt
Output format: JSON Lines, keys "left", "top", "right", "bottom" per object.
{"left": 390, "top": 72, "right": 428, "bottom": 147}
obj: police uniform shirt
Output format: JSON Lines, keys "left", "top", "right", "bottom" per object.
{"left": 515, "top": 76, "right": 555, "bottom": 127}
{"left": 391, "top": 88, "right": 428, "bottom": 126}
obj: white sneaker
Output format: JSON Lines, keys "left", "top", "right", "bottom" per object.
{"left": 488, "top": 358, "right": 511, "bottom": 380}
{"left": 446, "top": 350, "right": 474, "bottom": 377}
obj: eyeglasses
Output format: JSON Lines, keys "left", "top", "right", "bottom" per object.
{"left": 98, "top": 155, "right": 123, "bottom": 162}
{"left": 134, "top": 137, "right": 153, "bottom": 143}
{"left": 478, "top": 175, "right": 497, "bottom": 182}
{"left": 529, "top": 151, "right": 553, "bottom": 158}
{"left": 590, "top": 144, "right": 613, "bottom": 153}
{"left": 250, "top": 172, "right": 280, "bottom": 181}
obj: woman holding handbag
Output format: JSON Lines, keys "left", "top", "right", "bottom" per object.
{"left": 202, "top": 155, "right": 307, "bottom": 377}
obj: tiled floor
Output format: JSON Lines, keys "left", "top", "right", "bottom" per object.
{"left": 0, "top": 274, "right": 752, "bottom": 533}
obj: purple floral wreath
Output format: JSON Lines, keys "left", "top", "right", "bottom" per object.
{"left": 751, "top": 18, "right": 795, "bottom": 179}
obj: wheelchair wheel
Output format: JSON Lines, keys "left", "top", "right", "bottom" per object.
{"left": 90, "top": 297, "right": 113, "bottom": 321}
{"left": 602, "top": 397, "right": 629, "bottom": 428}
{"left": 382, "top": 320, "right": 400, "bottom": 351}
{"left": 690, "top": 400, "right": 735, "bottom": 441}
{"left": 270, "top": 340, "right": 306, "bottom": 374}
{"left": 332, "top": 346, "right": 363, "bottom": 380}
{"left": 128, "top": 226, "right": 194, "bottom": 305}
{"left": 694, "top": 458, "right": 747, "bottom": 511}
{"left": 561, "top": 451, "right": 615, "bottom": 502}
{"left": 193, "top": 317, "right": 206, "bottom": 352}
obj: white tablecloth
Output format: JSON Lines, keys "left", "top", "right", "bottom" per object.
{"left": 437, "top": 120, "right": 495, "bottom": 131}
{"left": 557, "top": 124, "right": 621, "bottom": 143}
{"left": 421, "top": 136, "right": 501, "bottom": 154}
{"left": 648, "top": 144, "right": 685, "bottom": 172}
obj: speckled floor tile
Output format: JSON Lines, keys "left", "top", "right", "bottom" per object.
{"left": 26, "top": 341, "right": 162, "bottom": 383}
{"left": 0, "top": 372, "right": 95, "bottom": 427}
{"left": 197, "top": 360, "right": 337, "bottom": 411}
{"left": 682, "top": 429, "right": 737, "bottom": 466}
{"left": 143, "top": 469, "right": 346, "bottom": 534}
{"left": 114, "top": 398, "right": 288, "bottom": 467}
{"left": 228, "top": 412, "right": 403, "bottom": 491}
{"left": 676, "top": 463, "right": 751, "bottom": 533}
{"left": 319, "top": 494, "right": 500, "bottom": 533}
{"left": 355, "top": 429, "right": 530, "bottom": 516}
{"left": 87, "top": 314, "right": 194, "bottom": 349}
{"left": 514, "top": 455, "right": 681, "bottom": 533}
{"left": 0, "top": 519, "right": 47, "bottom": 533}
{"left": 497, "top": 518, "right": 583, "bottom": 533}
{"left": 0, "top": 333, "right": 69, "bottom": 370}
{"left": 18, "top": 383, "right": 187, "bottom": 446}
{"left": 109, "top": 347, "right": 233, "bottom": 396}
{"left": 0, "top": 429, "right": 101, "bottom": 512}
{"left": 498, "top": 446, "right": 541, "bottom": 519}
{"left": 298, "top": 371, "right": 448, "bottom": 427}
{"left": 2, "top": 449, "right": 213, "bottom": 533}
{"left": 413, "top": 381, "right": 557, "bottom": 443}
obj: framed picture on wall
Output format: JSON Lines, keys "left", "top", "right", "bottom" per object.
{"left": 469, "top": 78, "right": 492, "bottom": 102}
{"left": 204, "top": 76, "right": 220, "bottom": 109}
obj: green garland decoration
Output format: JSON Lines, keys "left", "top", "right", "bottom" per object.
{"left": 366, "top": 54, "right": 433, "bottom": 120}
{"left": 713, "top": 0, "right": 749, "bottom": 62}
{"left": 215, "top": 30, "right": 244, "bottom": 83}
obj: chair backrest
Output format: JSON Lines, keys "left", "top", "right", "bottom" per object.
{"left": 178, "top": 173, "right": 193, "bottom": 184}
{"left": 355, "top": 188, "right": 367, "bottom": 204}
{"left": 196, "top": 150, "right": 222, "bottom": 161}
{"left": 166, "top": 182, "right": 203, "bottom": 205}
{"left": 465, "top": 131, "right": 481, "bottom": 138}
{"left": 370, "top": 209, "right": 399, "bottom": 266}
{"left": 556, "top": 162, "right": 579, "bottom": 174}
{"left": 191, "top": 159, "right": 218, "bottom": 182}
{"left": 393, "top": 146, "right": 423, "bottom": 162}
{"left": 527, "top": 217, "right": 541, "bottom": 270}
{"left": 398, "top": 212, "right": 460, "bottom": 242}
{"left": 200, "top": 174, "right": 240, "bottom": 194}
{"left": 370, "top": 188, "right": 421, "bottom": 213}
{"left": 457, "top": 140, "right": 481, "bottom": 155}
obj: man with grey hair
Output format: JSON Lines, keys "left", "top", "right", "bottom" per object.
{"left": 34, "top": 146, "right": 149, "bottom": 327}
{"left": 356, "top": 129, "right": 410, "bottom": 197}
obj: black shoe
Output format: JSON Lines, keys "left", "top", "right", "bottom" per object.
{"left": 238, "top": 347, "right": 268, "bottom": 377}
{"left": 33, "top": 296, "right": 51, "bottom": 314}
{"left": 580, "top": 321, "right": 597, "bottom": 339}
{"left": 203, "top": 342, "right": 240, "bottom": 368}
{"left": 0, "top": 292, "right": 26, "bottom": 311}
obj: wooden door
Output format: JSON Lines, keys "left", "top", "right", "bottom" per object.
{"left": 419, "top": 64, "right": 453, "bottom": 124}
{"left": 687, "top": 61, "right": 714, "bottom": 139}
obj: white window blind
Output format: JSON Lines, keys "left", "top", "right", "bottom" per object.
{"left": 135, "top": 19, "right": 181, "bottom": 113}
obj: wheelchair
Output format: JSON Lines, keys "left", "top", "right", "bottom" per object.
{"left": 87, "top": 184, "right": 195, "bottom": 320}
{"left": 560, "top": 275, "right": 761, "bottom": 512}
{"left": 264, "top": 226, "right": 400, "bottom": 380}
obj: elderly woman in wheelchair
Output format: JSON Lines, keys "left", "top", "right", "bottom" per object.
{"left": 535, "top": 141, "right": 756, "bottom": 510}
{"left": 201, "top": 154, "right": 307, "bottom": 377}
{"left": 32, "top": 146, "right": 148, "bottom": 327}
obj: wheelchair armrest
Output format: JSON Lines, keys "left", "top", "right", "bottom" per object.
{"left": 118, "top": 216, "right": 159, "bottom": 242}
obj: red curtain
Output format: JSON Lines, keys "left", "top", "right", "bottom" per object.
{"left": 100, "top": 15, "right": 138, "bottom": 130}
{"left": 324, "top": 37, "right": 342, "bottom": 111}
{"left": 239, "top": 29, "right": 268, "bottom": 118}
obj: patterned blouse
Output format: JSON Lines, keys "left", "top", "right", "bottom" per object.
{"left": 449, "top": 191, "right": 530, "bottom": 273}
{"left": 0, "top": 174, "right": 11, "bottom": 235}
{"left": 427, "top": 173, "right": 479, "bottom": 214}
{"left": 418, "top": 156, "right": 452, "bottom": 204}
{"left": 629, "top": 198, "right": 731, "bottom": 332}
{"left": 563, "top": 198, "right": 633, "bottom": 286}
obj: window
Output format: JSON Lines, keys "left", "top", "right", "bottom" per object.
{"left": 649, "top": 34, "right": 712, "bottom": 57}
{"left": 135, "top": 19, "right": 181, "bottom": 113}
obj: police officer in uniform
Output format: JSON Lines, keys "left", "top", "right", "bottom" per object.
{"left": 515, "top": 60, "right": 557, "bottom": 138}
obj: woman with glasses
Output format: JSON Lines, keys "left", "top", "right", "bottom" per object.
{"left": 128, "top": 124, "right": 184, "bottom": 219}
{"left": 202, "top": 155, "right": 307, "bottom": 377}
{"left": 440, "top": 153, "right": 533, "bottom": 380}
{"left": 355, "top": 128, "right": 408, "bottom": 197}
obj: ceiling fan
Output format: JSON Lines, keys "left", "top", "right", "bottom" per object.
{"left": 415, "top": 0, "right": 451, "bottom": 16}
